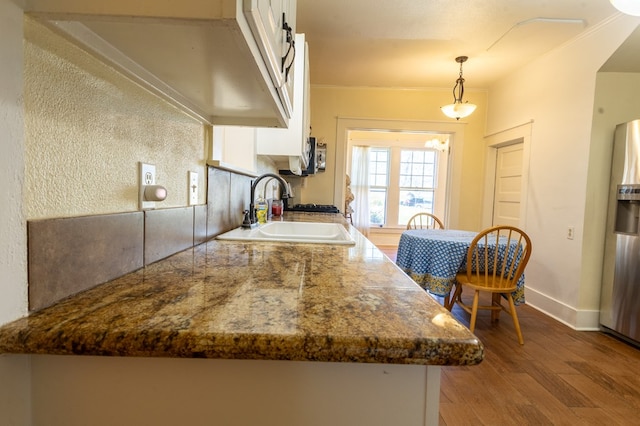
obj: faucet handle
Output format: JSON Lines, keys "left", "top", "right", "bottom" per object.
{"left": 241, "top": 210, "right": 253, "bottom": 228}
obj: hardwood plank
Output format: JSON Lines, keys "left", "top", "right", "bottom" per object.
{"left": 565, "top": 361, "right": 640, "bottom": 408}
{"left": 560, "top": 373, "right": 639, "bottom": 411}
{"left": 569, "top": 407, "right": 631, "bottom": 426}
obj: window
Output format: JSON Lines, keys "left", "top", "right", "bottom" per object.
{"left": 369, "top": 148, "right": 389, "bottom": 225}
{"left": 352, "top": 144, "right": 443, "bottom": 227}
{"left": 398, "top": 150, "right": 437, "bottom": 225}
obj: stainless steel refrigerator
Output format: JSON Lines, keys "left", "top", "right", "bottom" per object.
{"left": 601, "top": 119, "right": 640, "bottom": 346}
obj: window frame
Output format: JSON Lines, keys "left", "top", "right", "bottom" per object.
{"left": 348, "top": 137, "right": 448, "bottom": 229}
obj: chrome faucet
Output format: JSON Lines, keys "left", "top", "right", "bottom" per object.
{"left": 243, "top": 173, "right": 291, "bottom": 228}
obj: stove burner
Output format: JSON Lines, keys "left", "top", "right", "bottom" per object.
{"left": 287, "top": 203, "right": 340, "bottom": 213}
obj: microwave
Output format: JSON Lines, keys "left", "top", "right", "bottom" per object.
{"left": 279, "top": 137, "right": 325, "bottom": 176}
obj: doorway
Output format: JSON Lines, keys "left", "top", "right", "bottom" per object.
{"left": 482, "top": 121, "right": 532, "bottom": 229}
{"left": 492, "top": 142, "right": 524, "bottom": 226}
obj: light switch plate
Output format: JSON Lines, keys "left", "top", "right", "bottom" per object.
{"left": 139, "top": 162, "right": 156, "bottom": 210}
{"left": 189, "top": 171, "right": 198, "bottom": 205}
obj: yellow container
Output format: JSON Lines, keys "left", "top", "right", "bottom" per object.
{"left": 256, "top": 198, "right": 268, "bottom": 224}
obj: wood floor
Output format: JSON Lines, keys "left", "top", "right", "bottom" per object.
{"left": 378, "top": 246, "right": 640, "bottom": 425}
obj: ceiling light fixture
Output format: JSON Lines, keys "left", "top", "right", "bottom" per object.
{"left": 440, "top": 56, "right": 476, "bottom": 121}
{"left": 610, "top": 0, "right": 640, "bottom": 16}
{"left": 424, "top": 136, "right": 449, "bottom": 152}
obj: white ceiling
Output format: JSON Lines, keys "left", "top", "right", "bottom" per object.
{"left": 296, "top": 0, "right": 638, "bottom": 89}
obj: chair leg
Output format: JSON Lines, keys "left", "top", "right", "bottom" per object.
{"left": 491, "top": 293, "right": 501, "bottom": 322}
{"left": 447, "top": 283, "right": 462, "bottom": 311}
{"left": 469, "top": 290, "right": 480, "bottom": 333}
{"left": 506, "top": 294, "right": 524, "bottom": 345}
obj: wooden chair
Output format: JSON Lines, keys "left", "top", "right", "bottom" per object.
{"left": 449, "top": 225, "right": 532, "bottom": 344}
{"left": 406, "top": 212, "right": 444, "bottom": 230}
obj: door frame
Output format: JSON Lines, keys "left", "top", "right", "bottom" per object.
{"left": 481, "top": 121, "right": 533, "bottom": 229}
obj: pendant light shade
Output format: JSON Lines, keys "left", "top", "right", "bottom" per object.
{"left": 610, "top": 0, "right": 640, "bottom": 16}
{"left": 441, "top": 56, "right": 476, "bottom": 120}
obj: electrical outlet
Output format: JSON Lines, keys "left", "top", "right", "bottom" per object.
{"left": 189, "top": 171, "right": 198, "bottom": 205}
{"left": 139, "top": 162, "right": 156, "bottom": 210}
{"left": 567, "top": 226, "right": 575, "bottom": 240}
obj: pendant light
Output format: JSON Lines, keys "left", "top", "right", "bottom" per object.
{"left": 424, "top": 136, "right": 449, "bottom": 152}
{"left": 610, "top": 0, "right": 640, "bottom": 16}
{"left": 440, "top": 56, "right": 476, "bottom": 120}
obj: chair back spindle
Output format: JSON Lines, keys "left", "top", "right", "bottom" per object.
{"left": 406, "top": 213, "right": 444, "bottom": 230}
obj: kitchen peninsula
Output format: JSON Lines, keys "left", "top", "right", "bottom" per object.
{"left": 0, "top": 213, "right": 483, "bottom": 426}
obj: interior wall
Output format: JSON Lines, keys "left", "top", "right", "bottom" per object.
{"left": 1, "top": 2, "right": 32, "bottom": 424}
{"left": 1, "top": 0, "right": 28, "bottom": 327}
{"left": 23, "top": 17, "right": 208, "bottom": 220}
{"left": 485, "top": 14, "right": 639, "bottom": 329}
{"left": 304, "top": 85, "right": 488, "bottom": 232}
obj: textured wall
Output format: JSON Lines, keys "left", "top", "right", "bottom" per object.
{"left": 1, "top": 0, "right": 29, "bottom": 324}
{"left": 23, "top": 17, "right": 207, "bottom": 220}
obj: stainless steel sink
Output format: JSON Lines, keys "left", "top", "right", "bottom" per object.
{"left": 216, "top": 221, "right": 355, "bottom": 245}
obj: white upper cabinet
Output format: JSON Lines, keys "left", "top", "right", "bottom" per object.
{"left": 210, "top": 125, "right": 258, "bottom": 174}
{"left": 256, "top": 33, "right": 310, "bottom": 175}
{"left": 25, "top": 0, "right": 297, "bottom": 128}
{"left": 243, "top": 0, "right": 296, "bottom": 117}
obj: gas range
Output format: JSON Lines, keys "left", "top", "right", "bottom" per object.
{"left": 286, "top": 203, "right": 340, "bottom": 213}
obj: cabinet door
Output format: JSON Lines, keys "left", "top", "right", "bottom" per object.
{"left": 243, "top": 0, "right": 296, "bottom": 116}
{"left": 211, "top": 126, "right": 257, "bottom": 173}
{"left": 256, "top": 34, "right": 310, "bottom": 175}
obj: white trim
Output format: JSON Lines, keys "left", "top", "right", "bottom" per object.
{"left": 482, "top": 121, "right": 533, "bottom": 229}
{"left": 525, "top": 286, "right": 601, "bottom": 331}
{"left": 424, "top": 366, "right": 441, "bottom": 426}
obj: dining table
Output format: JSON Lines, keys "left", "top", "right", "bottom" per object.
{"left": 395, "top": 228, "right": 526, "bottom": 308}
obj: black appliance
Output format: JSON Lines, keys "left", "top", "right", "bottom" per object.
{"left": 285, "top": 202, "right": 340, "bottom": 213}
{"left": 280, "top": 137, "right": 318, "bottom": 176}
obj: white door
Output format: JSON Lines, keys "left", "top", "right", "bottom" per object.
{"left": 492, "top": 143, "right": 523, "bottom": 226}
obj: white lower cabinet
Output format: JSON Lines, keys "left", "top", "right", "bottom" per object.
{"left": 29, "top": 355, "right": 442, "bottom": 426}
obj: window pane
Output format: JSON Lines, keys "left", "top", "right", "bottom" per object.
{"left": 366, "top": 148, "right": 389, "bottom": 226}
{"left": 398, "top": 149, "right": 438, "bottom": 226}
{"left": 370, "top": 188, "right": 386, "bottom": 225}
{"left": 398, "top": 190, "right": 434, "bottom": 225}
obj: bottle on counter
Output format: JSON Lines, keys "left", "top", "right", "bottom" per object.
{"left": 272, "top": 199, "right": 283, "bottom": 217}
{"left": 256, "top": 197, "right": 268, "bottom": 224}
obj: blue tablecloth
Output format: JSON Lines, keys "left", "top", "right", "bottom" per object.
{"left": 396, "top": 229, "right": 525, "bottom": 305}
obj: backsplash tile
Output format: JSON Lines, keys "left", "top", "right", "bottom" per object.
{"left": 28, "top": 212, "right": 144, "bottom": 311}
{"left": 144, "top": 207, "right": 195, "bottom": 265}
{"left": 206, "top": 168, "right": 252, "bottom": 238}
{"left": 194, "top": 204, "right": 208, "bottom": 245}
{"left": 206, "top": 168, "right": 231, "bottom": 238}
{"left": 28, "top": 166, "right": 259, "bottom": 311}
{"left": 231, "top": 172, "right": 251, "bottom": 227}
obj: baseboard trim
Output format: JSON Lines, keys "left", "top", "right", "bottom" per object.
{"left": 524, "top": 287, "right": 601, "bottom": 331}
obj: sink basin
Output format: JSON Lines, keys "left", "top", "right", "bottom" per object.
{"left": 216, "top": 221, "right": 355, "bottom": 245}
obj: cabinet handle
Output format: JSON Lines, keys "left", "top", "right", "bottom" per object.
{"left": 281, "top": 13, "right": 295, "bottom": 82}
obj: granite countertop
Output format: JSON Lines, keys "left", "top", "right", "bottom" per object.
{"left": 0, "top": 213, "right": 484, "bottom": 365}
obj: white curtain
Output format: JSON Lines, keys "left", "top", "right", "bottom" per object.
{"left": 351, "top": 146, "right": 370, "bottom": 236}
